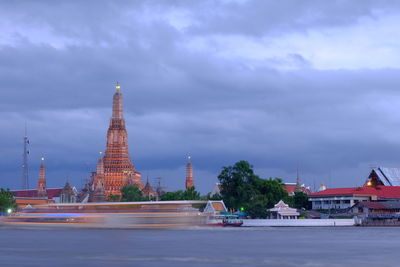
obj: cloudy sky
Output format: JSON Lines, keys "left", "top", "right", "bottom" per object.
{"left": 2, "top": 0, "right": 400, "bottom": 193}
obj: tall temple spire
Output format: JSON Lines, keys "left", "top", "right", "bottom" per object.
{"left": 37, "top": 157, "right": 47, "bottom": 197}
{"left": 185, "top": 156, "right": 194, "bottom": 189}
{"left": 112, "top": 82, "right": 124, "bottom": 119}
{"left": 101, "top": 83, "right": 143, "bottom": 197}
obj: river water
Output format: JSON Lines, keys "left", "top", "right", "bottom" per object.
{"left": 0, "top": 226, "right": 398, "bottom": 266}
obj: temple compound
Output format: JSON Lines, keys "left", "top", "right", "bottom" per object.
{"left": 12, "top": 158, "right": 78, "bottom": 209}
{"left": 89, "top": 84, "right": 144, "bottom": 200}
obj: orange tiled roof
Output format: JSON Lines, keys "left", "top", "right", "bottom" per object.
{"left": 212, "top": 202, "right": 225, "bottom": 211}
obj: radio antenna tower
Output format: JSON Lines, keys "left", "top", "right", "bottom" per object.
{"left": 21, "top": 123, "right": 30, "bottom": 189}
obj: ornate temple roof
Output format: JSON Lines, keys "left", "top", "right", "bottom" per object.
{"left": 142, "top": 180, "right": 156, "bottom": 197}
{"left": 203, "top": 200, "right": 227, "bottom": 213}
{"left": 369, "top": 167, "right": 400, "bottom": 186}
{"left": 269, "top": 200, "right": 299, "bottom": 216}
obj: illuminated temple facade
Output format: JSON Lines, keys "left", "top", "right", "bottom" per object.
{"left": 92, "top": 84, "right": 143, "bottom": 198}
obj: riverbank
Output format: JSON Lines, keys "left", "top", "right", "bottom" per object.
{"left": 242, "top": 218, "right": 355, "bottom": 227}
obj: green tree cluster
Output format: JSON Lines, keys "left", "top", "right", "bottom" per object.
{"left": 107, "top": 194, "right": 120, "bottom": 202}
{"left": 0, "top": 189, "right": 16, "bottom": 213}
{"left": 120, "top": 185, "right": 145, "bottom": 202}
{"left": 160, "top": 187, "right": 201, "bottom": 201}
{"left": 286, "top": 191, "right": 311, "bottom": 210}
{"left": 218, "top": 160, "right": 289, "bottom": 218}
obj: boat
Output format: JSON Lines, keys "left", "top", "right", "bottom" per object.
{"left": 207, "top": 214, "right": 243, "bottom": 227}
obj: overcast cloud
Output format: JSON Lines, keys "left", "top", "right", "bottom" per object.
{"left": 1, "top": 0, "right": 400, "bottom": 193}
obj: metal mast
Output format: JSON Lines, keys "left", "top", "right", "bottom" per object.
{"left": 21, "top": 124, "right": 29, "bottom": 189}
{"left": 295, "top": 167, "right": 301, "bottom": 192}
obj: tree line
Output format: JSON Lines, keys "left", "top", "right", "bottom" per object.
{"left": 112, "top": 160, "right": 310, "bottom": 218}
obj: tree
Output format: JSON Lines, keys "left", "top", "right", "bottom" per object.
{"left": 160, "top": 187, "right": 201, "bottom": 201}
{"left": 291, "top": 191, "right": 311, "bottom": 210}
{"left": 182, "top": 187, "right": 201, "bottom": 200}
{"left": 120, "top": 185, "right": 144, "bottom": 202}
{"left": 255, "top": 177, "right": 288, "bottom": 208}
{"left": 205, "top": 192, "right": 222, "bottom": 201}
{"left": 107, "top": 194, "right": 120, "bottom": 202}
{"left": 160, "top": 190, "right": 184, "bottom": 201}
{"left": 218, "top": 160, "right": 259, "bottom": 211}
{"left": 218, "top": 160, "right": 289, "bottom": 218}
{"left": 0, "top": 189, "right": 16, "bottom": 213}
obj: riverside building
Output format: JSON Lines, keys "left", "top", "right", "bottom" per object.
{"left": 309, "top": 186, "right": 400, "bottom": 210}
{"left": 309, "top": 167, "right": 400, "bottom": 211}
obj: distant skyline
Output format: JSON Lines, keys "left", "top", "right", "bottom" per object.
{"left": 2, "top": 1, "right": 400, "bottom": 193}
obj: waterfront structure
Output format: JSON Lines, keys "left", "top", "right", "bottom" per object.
{"left": 142, "top": 179, "right": 157, "bottom": 199}
{"left": 351, "top": 201, "right": 400, "bottom": 226}
{"left": 309, "top": 186, "right": 400, "bottom": 210}
{"left": 93, "top": 83, "right": 143, "bottom": 197}
{"left": 12, "top": 189, "right": 63, "bottom": 210}
{"left": 203, "top": 200, "right": 228, "bottom": 214}
{"left": 60, "top": 182, "right": 78, "bottom": 203}
{"left": 268, "top": 200, "right": 299, "bottom": 219}
{"left": 364, "top": 167, "right": 400, "bottom": 186}
{"left": 351, "top": 201, "right": 400, "bottom": 215}
{"left": 185, "top": 156, "right": 194, "bottom": 189}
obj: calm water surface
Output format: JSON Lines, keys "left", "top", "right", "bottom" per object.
{"left": 0, "top": 227, "right": 399, "bottom": 266}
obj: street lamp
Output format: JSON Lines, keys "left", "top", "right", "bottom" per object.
{"left": 7, "top": 208, "right": 12, "bottom": 214}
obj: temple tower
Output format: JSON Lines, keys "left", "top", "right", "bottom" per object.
{"left": 37, "top": 157, "right": 47, "bottom": 197}
{"left": 91, "top": 154, "right": 106, "bottom": 202}
{"left": 102, "top": 83, "right": 143, "bottom": 196}
{"left": 185, "top": 156, "right": 194, "bottom": 189}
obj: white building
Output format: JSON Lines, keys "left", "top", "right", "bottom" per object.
{"left": 269, "top": 200, "right": 299, "bottom": 219}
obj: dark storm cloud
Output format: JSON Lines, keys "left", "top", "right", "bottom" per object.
{"left": 165, "top": 0, "right": 400, "bottom": 36}
{"left": 1, "top": 0, "right": 400, "bottom": 192}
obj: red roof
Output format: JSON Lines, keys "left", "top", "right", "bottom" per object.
{"left": 284, "top": 185, "right": 312, "bottom": 195}
{"left": 12, "top": 188, "right": 62, "bottom": 199}
{"left": 309, "top": 186, "right": 400, "bottom": 199}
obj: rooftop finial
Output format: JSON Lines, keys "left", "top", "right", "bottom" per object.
{"left": 116, "top": 82, "right": 121, "bottom": 91}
